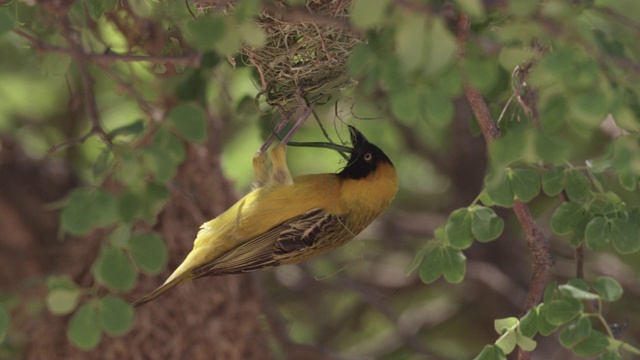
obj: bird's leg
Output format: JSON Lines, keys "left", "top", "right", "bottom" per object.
{"left": 268, "top": 143, "right": 293, "bottom": 186}
{"left": 252, "top": 150, "right": 269, "bottom": 189}
{"left": 259, "top": 89, "right": 314, "bottom": 152}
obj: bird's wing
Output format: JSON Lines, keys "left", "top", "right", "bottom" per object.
{"left": 191, "top": 208, "right": 344, "bottom": 277}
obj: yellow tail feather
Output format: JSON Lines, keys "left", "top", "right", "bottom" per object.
{"left": 132, "top": 277, "right": 185, "bottom": 307}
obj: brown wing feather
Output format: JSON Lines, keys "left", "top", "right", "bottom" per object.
{"left": 191, "top": 208, "right": 342, "bottom": 277}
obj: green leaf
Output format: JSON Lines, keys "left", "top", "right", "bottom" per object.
{"left": 390, "top": 86, "right": 421, "bottom": 122}
{"left": 418, "top": 245, "right": 466, "bottom": 284}
{"left": 93, "top": 247, "right": 137, "bottom": 292}
{"left": 446, "top": 208, "right": 474, "bottom": 250}
{"left": 565, "top": 169, "right": 591, "bottom": 202}
{"left": 454, "top": 0, "right": 485, "bottom": 18}
{"left": 536, "top": 133, "right": 567, "bottom": 164}
{"left": 560, "top": 316, "right": 592, "bottom": 348}
{"left": 395, "top": 13, "right": 427, "bottom": 73}
{"left": 141, "top": 146, "right": 177, "bottom": 182}
{"left": 494, "top": 317, "right": 518, "bottom": 334}
{"left": 596, "top": 350, "right": 623, "bottom": 360}
{"left": 186, "top": 16, "right": 226, "bottom": 50}
{"left": 610, "top": 217, "right": 640, "bottom": 254}
{"left": 60, "top": 188, "right": 118, "bottom": 235}
{"left": 474, "top": 345, "right": 506, "bottom": 360}
{"left": 551, "top": 202, "right": 585, "bottom": 235}
{"left": 109, "top": 120, "right": 145, "bottom": 138}
{"left": 537, "top": 304, "right": 559, "bottom": 336}
{"left": 541, "top": 298, "right": 582, "bottom": 326}
{"left": 495, "top": 330, "right": 517, "bottom": 354}
{"left": 585, "top": 216, "right": 610, "bottom": 251}
{"left": 67, "top": 303, "right": 102, "bottom": 350}
{"left": 0, "top": 10, "right": 15, "bottom": 37}
{"left": 559, "top": 284, "right": 600, "bottom": 301}
{"left": 592, "top": 276, "right": 623, "bottom": 302}
{"left": 351, "top": 0, "right": 390, "bottom": 28}
{"left": 542, "top": 166, "right": 566, "bottom": 196}
{"left": 423, "top": 88, "right": 453, "bottom": 127}
{"left": 128, "top": 232, "right": 168, "bottom": 274}
{"left": 98, "top": 296, "right": 135, "bottom": 336}
{"left": 167, "top": 103, "right": 207, "bottom": 143}
{"left": 405, "top": 244, "right": 429, "bottom": 275}
{"left": 47, "top": 275, "right": 78, "bottom": 291}
{"left": 485, "top": 172, "right": 514, "bottom": 207}
{"left": 46, "top": 289, "right": 81, "bottom": 315}
{"left": 515, "top": 330, "right": 537, "bottom": 352}
{"left": 0, "top": 305, "right": 9, "bottom": 342}
{"left": 60, "top": 189, "right": 94, "bottom": 235}
{"left": 118, "top": 189, "right": 139, "bottom": 224}
{"left": 498, "top": 47, "right": 536, "bottom": 72}
{"left": 470, "top": 206, "right": 504, "bottom": 242}
{"left": 508, "top": 168, "right": 540, "bottom": 202}
{"left": 572, "top": 330, "right": 610, "bottom": 356}
{"left": 418, "top": 244, "right": 444, "bottom": 284}
{"left": 138, "top": 182, "right": 171, "bottom": 224}
{"left": 86, "top": 0, "right": 115, "bottom": 20}
{"left": 519, "top": 309, "right": 537, "bottom": 338}
{"left": 425, "top": 18, "right": 456, "bottom": 75}
{"left": 618, "top": 172, "right": 639, "bottom": 191}
{"left": 441, "top": 247, "right": 466, "bottom": 283}
{"left": 93, "top": 147, "right": 111, "bottom": 180}
{"left": 567, "top": 278, "right": 589, "bottom": 291}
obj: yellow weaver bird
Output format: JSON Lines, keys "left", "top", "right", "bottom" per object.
{"left": 133, "top": 126, "right": 398, "bottom": 307}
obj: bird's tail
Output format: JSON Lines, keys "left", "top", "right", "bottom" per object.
{"left": 132, "top": 277, "right": 184, "bottom": 307}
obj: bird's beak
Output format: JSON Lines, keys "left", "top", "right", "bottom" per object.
{"left": 348, "top": 125, "right": 369, "bottom": 146}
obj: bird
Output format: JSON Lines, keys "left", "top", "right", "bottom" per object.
{"left": 132, "top": 125, "right": 398, "bottom": 307}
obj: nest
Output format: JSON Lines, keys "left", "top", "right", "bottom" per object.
{"left": 197, "top": 0, "right": 362, "bottom": 108}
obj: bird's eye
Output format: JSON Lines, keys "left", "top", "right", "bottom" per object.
{"left": 364, "top": 153, "right": 373, "bottom": 162}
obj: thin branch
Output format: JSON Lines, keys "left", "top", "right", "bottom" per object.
{"left": 13, "top": 29, "right": 202, "bottom": 67}
{"left": 455, "top": 13, "right": 553, "bottom": 359}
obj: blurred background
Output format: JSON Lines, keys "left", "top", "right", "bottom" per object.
{"left": 1, "top": 0, "right": 640, "bottom": 359}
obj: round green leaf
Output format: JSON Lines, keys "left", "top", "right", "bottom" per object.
{"left": 585, "top": 216, "right": 610, "bottom": 251}
{"left": 0, "top": 305, "right": 9, "bottom": 342}
{"left": 0, "top": 10, "right": 15, "bottom": 37}
{"left": 596, "top": 350, "right": 623, "bottom": 360}
{"left": 167, "top": 103, "right": 207, "bottom": 143}
{"left": 559, "top": 316, "right": 592, "bottom": 348}
{"left": 494, "top": 317, "right": 518, "bottom": 334}
{"left": 98, "top": 296, "right": 135, "bottom": 336}
{"left": 519, "top": 309, "right": 537, "bottom": 338}
{"left": 485, "top": 172, "right": 514, "bottom": 207}
{"left": 470, "top": 206, "right": 505, "bottom": 242}
{"left": 93, "top": 247, "right": 137, "bottom": 291}
{"left": 351, "top": 0, "right": 390, "bottom": 28}
{"left": 423, "top": 88, "right": 453, "bottom": 128}
{"left": 418, "top": 245, "right": 444, "bottom": 284}
{"left": 93, "top": 189, "right": 119, "bottom": 226}
{"left": 60, "top": 189, "right": 94, "bottom": 235}
{"left": 610, "top": 217, "right": 640, "bottom": 254}
{"left": 618, "top": 172, "right": 638, "bottom": 191}
{"left": 572, "top": 330, "right": 610, "bottom": 356}
{"left": 542, "top": 166, "right": 566, "bottom": 197}
{"left": 495, "top": 330, "right": 516, "bottom": 354}
{"left": 128, "top": 232, "right": 168, "bottom": 274}
{"left": 541, "top": 298, "right": 582, "bottom": 326}
{"left": 67, "top": 303, "right": 102, "bottom": 350}
{"left": 536, "top": 304, "right": 559, "bottom": 336}
{"left": 474, "top": 345, "right": 506, "bottom": 360}
{"left": 441, "top": 247, "right": 466, "bottom": 283}
{"left": 508, "top": 168, "right": 540, "bottom": 202}
{"left": 551, "top": 202, "right": 585, "bottom": 235}
{"left": 446, "top": 208, "right": 474, "bottom": 250}
{"left": 592, "top": 276, "right": 623, "bottom": 302}
{"left": 515, "top": 331, "right": 537, "bottom": 352}
{"left": 565, "top": 169, "right": 591, "bottom": 202}
{"left": 390, "top": 86, "right": 420, "bottom": 122}
{"left": 46, "top": 289, "right": 81, "bottom": 315}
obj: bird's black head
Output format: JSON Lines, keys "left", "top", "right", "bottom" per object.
{"left": 338, "top": 126, "right": 394, "bottom": 180}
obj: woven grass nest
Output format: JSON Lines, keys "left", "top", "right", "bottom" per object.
{"left": 198, "top": 0, "right": 362, "bottom": 108}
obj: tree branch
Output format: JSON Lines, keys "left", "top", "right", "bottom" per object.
{"left": 455, "top": 13, "right": 553, "bottom": 359}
